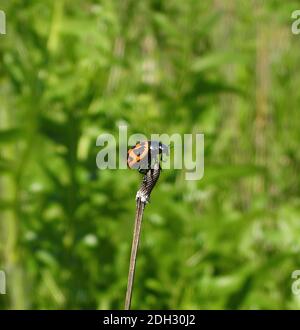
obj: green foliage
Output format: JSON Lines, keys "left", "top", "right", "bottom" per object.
{"left": 1, "top": 0, "right": 300, "bottom": 309}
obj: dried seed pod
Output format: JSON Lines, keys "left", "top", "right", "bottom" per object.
{"left": 136, "top": 162, "right": 161, "bottom": 204}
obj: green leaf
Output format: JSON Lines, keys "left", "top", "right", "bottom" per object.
{"left": 0, "top": 157, "right": 14, "bottom": 172}
{"left": 192, "top": 52, "right": 249, "bottom": 72}
{"left": 0, "top": 200, "right": 14, "bottom": 210}
{"left": 202, "top": 164, "right": 266, "bottom": 185}
{"left": 0, "top": 128, "right": 22, "bottom": 144}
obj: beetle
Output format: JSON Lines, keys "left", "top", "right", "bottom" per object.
{"left": 127, "top": 140, "right": 169, "bottom": 174}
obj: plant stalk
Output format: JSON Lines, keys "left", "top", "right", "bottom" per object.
{"left": 124, "top": 163, "right": 161, "bottom": 310}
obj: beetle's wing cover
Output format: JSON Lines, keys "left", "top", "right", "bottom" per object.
{"left": 127, "top": 141, "right": 149, "bottom": 170}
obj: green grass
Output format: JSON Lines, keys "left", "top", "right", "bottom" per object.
{"left": 1, "top": 0, "right": 300, "bottom": 309}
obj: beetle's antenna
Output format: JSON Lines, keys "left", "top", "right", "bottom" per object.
{"left": 124, "top": 162, "right": 161, "bottom": 310}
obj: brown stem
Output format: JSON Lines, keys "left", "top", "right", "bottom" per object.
{"left": 124, "top": 162, "right": 161, "bottom": 310}
{"left": 124, "top": 199, "right": 145, "bottom": 310}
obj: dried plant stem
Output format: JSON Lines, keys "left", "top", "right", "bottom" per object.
{"left": 124, "top": 199, "right": 145, "bottom": 310}
{"left": 125, "top": 163, "right": 161, "bottom": 310}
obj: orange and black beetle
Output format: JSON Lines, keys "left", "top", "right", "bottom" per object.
{"left": 127, "top": 141, "right": 169, "bottom": 174}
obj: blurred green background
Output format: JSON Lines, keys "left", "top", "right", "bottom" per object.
{"left": 1, "top": 0, "right": 300, "bottom": 309}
